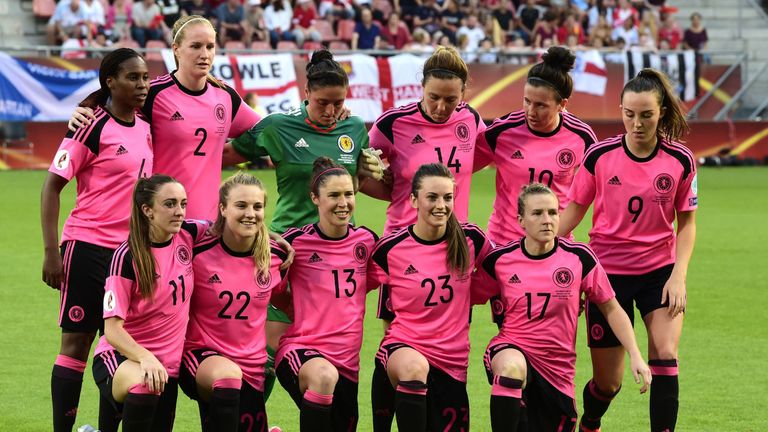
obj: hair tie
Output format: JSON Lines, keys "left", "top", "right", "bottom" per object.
{"left": 173, "top": 17, "right": 208, "bottom": 44}
{"left": 425, "top": 68, "right": 465, "bottom": 82}
{"left": 527, "top": 76, "right": 563, "bottom": 99}
{"left": 311, "top": 167, "right": 348, "bottom": 191}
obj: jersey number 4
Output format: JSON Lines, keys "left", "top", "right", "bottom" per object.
{"left": 434, "top": 147, "right": 462, "bottom": 173}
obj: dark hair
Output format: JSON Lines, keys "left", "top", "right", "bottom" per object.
{"left": 517, "top": 183, "right": 558, "bottom": 217}
{"left": 411, "top": 163, "right": 469, "bottom": 273}
{"left": 422, "top": 46, "right": 468, "bottom": 89}
{"left": 621, "top": 68, "right": 689, "bottom": 142}
{"left": 527, "top": 46, "right": 575, "bottom": 102}
{"left": 80, "top": 48, "right": 144, "bottom": 109}
{"left": 212, "top": 172, "right": 271, "bottom": 275}
{"left": 306, "top": 49, "right": 349, "bottom": 91}
{"left": 310, "top": 156, "right": 352, "bottom": 196}
{"left": 129, "top": 175, "right": 181, "bottom": 299}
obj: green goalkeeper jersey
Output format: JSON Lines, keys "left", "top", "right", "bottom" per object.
{"left": 232, "top": 101, "right": 369, "bottom": 233}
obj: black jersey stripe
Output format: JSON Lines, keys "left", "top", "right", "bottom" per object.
{"left": 481, "top": 241, "right": 521, "bottom": 280}
{"left": 111, "top": 242, "right": 129, "bottom": 276}
{"left": 82, "top": 112, "right": 111, "bottom": 156}
{"left": 374, "top": 105, "right": 419, "bottom": 144}
{"left": 582, "top": 137, "right": 623, "bottom": 174}
{"left": 353, "top": 225, "right": 380, "bottom": 242}
{"left": 180, "top": 221, "right": 199, "bottom": 240}
{"left": 562, "top": 113, "right": 598, "bottom": 149}
{"left": 558, "top": 240, "right": 598, "bottom": 277}
{"left": 271, "top": 245, "right": 288, "bottom": 263}
{"left": 112, "top": 242, "right": 136, "bottom": 280}
{"left": 193, "top": 237, "right": 219, "bottom": 256}
{"left": 483, "top": 117, "right": 526, "bottom": 153}
{"left": 371, "top": 229, "right": 411, "bottom": 275}
{"left": 457, "top": 103, "right": 483, "bottom": 128}
{"left": 223, "top": 84, "right": 243, "bottom": 122}
{"left": 462, "top": 223, "right": 488, "bottom": 260}
{"left": 282, "top": 227, "right": 306, "bottom": 245}
{"left": 661, "top": 141, "right": 696, "bottom": 180}
{"left": 142, "top": 76, "right": 175, "bottom": 123}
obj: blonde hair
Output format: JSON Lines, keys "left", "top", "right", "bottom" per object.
{"left": 171, "top": 15, "right": 223, "bottom": 88}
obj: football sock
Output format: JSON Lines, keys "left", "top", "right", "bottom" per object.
{"left": 121, "top": 384, "right": 159, "bottom": 432}
{"left": 580, "top": 379, "right": 620, "bottom": 430}
{"left": 394, "top": 380, "right": 428, "bottom": 432}
{"left": 649, "top": 359, "right": 679, "bottom": 432}
{"left": 300, "top": 389, "right": 333, "bottom": 432}
{"left": 490, "top": 375, "right": 523, "bottom": 432}
{"left": 51, "top": 354, "right": 86, "bottom": 432}
{"left": 371, "top": 363, "right": 396, "bottom": 432}
{"left": 97, "top": 392, "right": 121, "bottom": 432}
{"left": 208, "top": 378, "right": 241, "bottom": 432}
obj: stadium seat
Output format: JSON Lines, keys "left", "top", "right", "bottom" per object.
{"left": 337, "top": 19, "right": 356, "bottom": 42}
{"left": 144, "top": 40, "right": 167, "bottom": 61}
{"left": 33, "top": 0, "right": 56, "bottom": 19}
{"left": 329, "top": 41, "right": 350, "bottom": 51}
{"left": 276, "top": 40, "right": 298, "bottom": 50}
{"left": 314, "top": 19, "right": 338, "bottom": 42}
{"left": 225, "top": 40, "right": 246, "bottom": 51}
{"left": 250, "top": 41, "right": 272, "bottom": 51}
{"left": 303, "top": 41, "right": 323, "bottom": 51}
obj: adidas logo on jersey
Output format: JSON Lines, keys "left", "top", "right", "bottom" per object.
{"left": 309, "top": 252, "right": 323, "bottom": 263}
{"left": 207, "top": 274, "right": 222, "bottom": 284}
{"left": 411, "top": 134, "right": 425, "bottom": 144}
{"left": 115, "top": 145, "right": 128, "bottom": 156}
{"left": 295, "top": 138, "right": 309, "bottom": 148}
{"left": 404, "top": 265, "right": 419, "bottom": 275}
{"left": 508, "top": 274, "right": 521, "bottom": 284}
{"left": 170, "top": 111, "right": 184, "bottom": 121}
{"left": 608, "top": 175, "right": 622, "bottom": 185}
{"left": 510, "top": 150, "right": 524, "bottom": 159}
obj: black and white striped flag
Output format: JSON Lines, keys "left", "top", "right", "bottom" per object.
{"left": 624, "top": 50, "right": 700, "bottom": 101}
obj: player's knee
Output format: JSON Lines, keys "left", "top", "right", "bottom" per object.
{"left": 60, "top": 332, "right": 96, "bottom": 359}
{"left": 310, "top": 362, "right": 340, "bottom": 393}
{"left": 593, "top": 378, "right": 622, "bottom": 395}
{"left": 213, "top": 362, "right": 243, "bottom": 381}
{"left": 398, "top": 356, "right": 430, "bottom": 382}
{"left": 499, "top": 360, "right": 526, "bottom": 381}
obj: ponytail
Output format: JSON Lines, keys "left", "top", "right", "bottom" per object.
{"left": 622, "top": 68, "right": 690, "bottom": 142}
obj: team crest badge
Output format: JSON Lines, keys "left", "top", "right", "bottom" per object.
{"left": 654, "top": 173, "right": 675, "bottom": 194}
{"left": 590, "top": 324, "right": 604, "bottom": 341}
{"left": 491, "top": 298, "right": 504, "bottom": 316}
{"left": 54, "top": 150, "right": 70, "bottom": 170}
{"left": 176, "top": 245, "right": 191, "bottom": 265}
{"left": 556, "top": 149, "right": 576, "bottom": 169}
{"left": 338, "top": 135, "right": 355, "bottom": 153}
{"left": 256, "top": 270, "right": 272, "bottom": 288}
{"left": 68, "top": 306, "right": 84, "bottom": 323}
{"left": 454, "top": 122, "right": 470, "bottom": 142}
{"left": 354, "top": 242, "right": 369, "bottom": 263}
{"left": 214, "top": 103, "right": 226, "bottom": 124}
{"left": 553, "top": 267, "right": 574, "bottom": 287}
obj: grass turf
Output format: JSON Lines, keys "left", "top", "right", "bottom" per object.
{"left": 0, "top": 167, "right": 766, "bottom": 431}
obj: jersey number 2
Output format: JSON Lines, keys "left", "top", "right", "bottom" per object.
{"left": 194, "top": 128, "right": 207, "bottom": 156}
{"left": 218, "top": 291, "right": 251, "bottom": 320}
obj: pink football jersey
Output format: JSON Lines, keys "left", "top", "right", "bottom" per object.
{"left": 49, "top": 107, "right": 153, "bottom": 248}
{"left": 95, "top": 221, "right": 207, "bottom": 377}
{"left": 367, "top": 223, "right": 493, "bottom": 382}
{"left": 142, "top": 73, "right": 261, "bottom": 220}
{"left": 184, "top": 238, "right": 287, "bottom": 391}
{"left": 478, "top": 110, "right": 597, "bottom": 245}
{"left": 276, "top": 224, "right": 379, "bottom": 382}
{"left": 369, "top": 102, "right": 486, "bottom": 235}
{"left": 568, "top": 135, "right": 698, "bottom": 274}
{"left": 474, "top": 238, "right": 614, "bottom": 397}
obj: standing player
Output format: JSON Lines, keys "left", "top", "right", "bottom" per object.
{"left": 70, "top": 15, "right": 262, "bottom": 220}
{"left": 560, "top": 68, "right": 697, "bottom": 432}
{"left": 92, "top": 175, "right": 207, "bottom": 432}
{"left": 477, "top": 46, "right": 597, "bottom": 247}
{"left": 367, "top": 163, "right": 493, "bottom": 432}
{"left": 474, "top": 183, "right": 651, "bottom": 431}
{"left": 41, "top": 48, "right": 152, "bottom": 432}
{"left": 274, "top": 157, "right": 378, "bottom": 431}
{"left": 180, "top": 172, "right": 288, "bottom": 432}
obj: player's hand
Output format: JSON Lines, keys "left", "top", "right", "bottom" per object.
{"left": 336, "top": 105, "right": 352, "bottom": 121}
{"left": 578, "top": 293, "right": 586, "bottom": 316}
{"left": 358, "top": 148, "right": 385, "bottom": 181}
{"left": 68, "top": 107, "right": 96, "bottom": 131}
{"left": 42, "top": 250, "right": 64, "bottom": 289}
{"left": 138, "top": 353, "right": 168, "bottom": 393}
{"left": 661, "top": 272, "right": 686, "bottom": 317}
{"left": 629, "top": 354, "right": 652, "bottom": 394}
{"left": 274, "top": 235, "right": 295, "bottom": 270}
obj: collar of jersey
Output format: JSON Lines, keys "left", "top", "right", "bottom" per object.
{"left": 408, "top": 225, "right": 447, "bottom": 245}
{"left": 313, "top": 223, "right": 350, "bottom": 241}
{"left": 622, "top": 134, "right": 661, "bottom": 163}
{"left": 520, "top": 236, "right": 559, "bottom": 260}
{"left": 219, "top": 237, "right": 253, "bottom": 257}
{"left": 171, "top": 70, "right": 209, "bottom": 96}
{"left": 151, "top": 238, "right": 173, "bottom": 248}
{"left": 525, "top": 113, "right": 563, "bottom": 138}
{"left": 101, "top": 106, "right": 136, "bottom": 127}
{"left": 302, "top": 101, "right": 338, "bottom": 134}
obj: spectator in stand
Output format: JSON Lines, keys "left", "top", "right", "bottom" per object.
{"left": 264, "top": 0, "right": 295, "bottom": 48}
{"left": 292, "top": 0, "right": 322, "bottom": 48}
{"left": 533, "top": 9, "right": 559, "bottom": 49}
{"left": 157, "top": 0, "right": 182, "bottom": 29}
{"left": 516, "top": 0, "right": 544, "bottom": 45}
{"left": 457, "top": 14, "right": 487, "bottom": 53}
{"left": 394, "top": 0, "right": 420, "bottom": 26}
{"left": 181, "top": 0, "right": 212, "bottom": 18}
{"left": 438, "top": 0, "right": 464, "bottom": 44}
{"left": 587, "top": 0, "right": 615, "bottom": 30}
{"left": 319, "top": 0, "right": 355, "bottom": 21}
{"left": 81, "top": 0, "right": 106, "bottom": 42}
{"left": 637, "top": 9, "right": 658, "bottom": 45}
{"left": 131, "top": 0, "right": 165, "bottom": 47}
{"left": 47, "top": 0, "right": 86, "bottom": 46}
{"left": 612, "top": 0, "right": 637, "bottom": 28}
{"left": 352, "top": 7, "right": 381, "bottom": 49}
{"left": 589, "top": 12, "right": 613, "bottom": 47}
{"left": 244, "top": 3, "right": 270, "bottom": 46}
{"left": 436, "top": 33, "right": 454, "bottom": 47}
{"left": 482, "top": 13, "right": 504, "bottom": 47}
{"left": 216, "top": 0, "right": 246, "bottom": 46}
{"left": 106, "top": 0, "right": 133, "bottom": 42}
{"left": 493, "top": 0, "right": 518, "bottom": 43}
{"left": 557, "top": 10, "right": 587, "bottom": 46}
{"left": 413, "top": 0, "right": 442, "bottom": 34}
{"left": 478, "top": 37, "right": 498, "bottom": 63}
{"left": 657, "top": 12, "right": 681, "bottom": 49}
{"left": 406, "top": 28, "right": 436, "bottom": 53}
{"left": 682, "top": 12, "right": 707, "bottom": 51}
{"left": 611, "top": 14, "right": 638, "bottom": 46}
{"left": 380, "top": 12, "right": 412, "bottom": 49}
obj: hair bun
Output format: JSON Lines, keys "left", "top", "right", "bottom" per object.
{"left": 307, "top": 49, "right": 334, "bottom": 72}
{"left": 541, "top": 46, "right": 576, "bottom": 73}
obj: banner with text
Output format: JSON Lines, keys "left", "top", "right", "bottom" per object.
{"left": 624, "top": 50, "right": 699, "bottom": 101}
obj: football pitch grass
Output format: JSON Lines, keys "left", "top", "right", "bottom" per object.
{"left": 0, "top": 167, "right": 766, "bottom": 431}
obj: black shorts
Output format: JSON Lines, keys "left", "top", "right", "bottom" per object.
{"left": 59, "top": 240, "right": 114, "bottom": 332}
{"left": 376, "top": 284, "right": 395, "bottom": 321}
{"left": 374, "top": 343, "right": 470, "bottom": 432}
{"left": 179, "top": 349, "right": 268, "bottom": 432}
{"left": 587, "top": 264, "right": 675, "bottom": 348}
{"left": 484, "top": 342, "right": 577, "bottom": 432}
{"left": 92, "top": 349, "right": 179, "bottom": 431}
{"left": 275, "top": 347, "right": 359, "bottom": 431}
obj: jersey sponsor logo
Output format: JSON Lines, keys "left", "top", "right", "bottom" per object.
{"left": 104, "top": 290, "right": 116, "bottom": 312}
{"left": 653, "top": 173, "right": 675, "bottom": 194}
{"left": 115, "top": 145, "right": 128, "bottom": 156}
{"left": 556, "top": 148, "right": 576, "bottom": 169}
{"left": 454, "top": 122, "right": 470, "bottom": 142}
{"left": 411, "top": 134, "right": 425, "bottom": 144}
{"left": 510, "top": 150, "right": 524, "bottom": 160}
{"left": 176, "top": 245, "right": 192, "bottom": 265}
{"left": 689, "top": 197, "right": 698, "bottom": 206}
{"left": 607, "top": 175, "right": 622, "bottom": 185}
{"left": 508, "top": 274, "right": 521, "bottom": 284}
{"left": 207, "top": 273, "right": 222, "bottom": 284}
{"left": 691, "top": 173, "right": 698, "bottom": 194}
{"left": 256, "top": 270, "right": 272, "bottom": 288}
{"left": 294, "top": 138, "right": 309, "bottom": 148}
{"left": 309, "top": 252, "right": 323, "bottom": 263}
{"left": 338, "top": 135, "right": 355, "bottom": 153}
{"left": 53, "top": 149, "right": 70, "bottom": 170}
{"left": 404, "top": 264, "right": 419, "bottom": 275}
{"left": 552, "top": 267, "right": 574, "bottom": 287}
{"left": 68, "top": 305, "right": 84, "bottom": 323}
{"left": 170, "top": 111, "right": 184, "bottom": 121}
{"left": 214, "top": 103, "right": 226, "bottom": 124}
{"left": 354, "top": 242, "right": 369, "bottom": 263}
{"left": 590, "top": 323, "right": 605, "bottom": 341}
